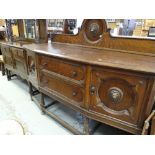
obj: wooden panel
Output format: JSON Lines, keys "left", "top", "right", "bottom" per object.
{"left": 1, "top": 45, "right": 11, "bottom": 57}
{"left": 3, "top": 55, "right": 13, "bottom": 67}
{"left": 151, "top": 116, "right": 155, "bottom": 135}
{"left": 27, "top": 49, "right": 38, "bottom": 88}
{"left": 37, "top": 19, "right": 48, "bottom": 43}
{"left": 11, "top": 47, "right": 24, "bottom": 61}
{"left": 52, "top": 19, "right": 155, "bottom": 54}
{"left": 39, "top": 70, "right": 84, "bottom": 107}
{"left": 15, "top": 60, "right": 27, "bottom": 76}
{"left": 90, "top": 67, "right": 149, "bottom": 126}
{"left": 23, "top": 42, "right": 155, "bottom": 74}
{"left": 38, "top": 54, "right": 85, "bottom": 82}
{"left": 1, "top": 44, "right": 14, "bottom": 69}
{"left": 9, "top": 46, "right": 27, "bottom": 79}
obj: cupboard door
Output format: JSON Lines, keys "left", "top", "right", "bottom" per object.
{"left": 90, "top": 67, "right": 149, "bottom": 125}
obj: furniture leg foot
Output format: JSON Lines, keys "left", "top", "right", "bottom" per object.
{"left": 28, "top": 82, "right": 33, "bottom": 101}
{"left": 2, "top": 63, "right": 5, "bottom": 76}
{"left": 6, "top": 69, "right": 10, "bottom": 81}
{"left": 41, "top": 93, "right": 45, "bottom": 115}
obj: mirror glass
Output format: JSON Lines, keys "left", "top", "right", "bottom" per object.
{"left": 47, "top": 19, "right": 79, "bottom": 36}
{"left": 106, "top": 19, "right": 155, "bottom": 38}
{"left": 23, "top": 19, "right": 36, "bottom": 39}
{"left": 47, "top": 19, "right": 64, "bottom": 34}
{"left": 47, "top": 19, "right": 155, "bottom": 39}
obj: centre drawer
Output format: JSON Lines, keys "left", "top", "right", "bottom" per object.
{"left": 38, "top": 55, "right": 85, "bottom": 81}
{"left": 40, "top": 71, "right": 84, "bottom": 107}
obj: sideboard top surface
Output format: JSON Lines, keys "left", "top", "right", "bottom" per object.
{"left": 0, "top": 40, "right": 31, "bottom": 49}
{"left": 23, "top": 42, "right": 155, "bottom": 75}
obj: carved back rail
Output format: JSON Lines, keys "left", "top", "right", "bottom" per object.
{"left": 51, "top": 19, "right": 155, "bottom": 55}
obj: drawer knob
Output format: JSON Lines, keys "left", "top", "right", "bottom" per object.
{"left": 90, "top": 86, "right": 96, "bottom": 94}
{"left": 72, "top": 91, "right": 77, "bottom": 96}
{"left": 72, "top": 71, "right": 77, "bottom": 77}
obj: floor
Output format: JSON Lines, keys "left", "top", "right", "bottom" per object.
{"left": 0, "top": 71, "right": 129, "bottom": 135}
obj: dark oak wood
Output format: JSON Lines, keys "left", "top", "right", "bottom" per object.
{"left": 16, "top": 19, "right": 48, "bottom": 43}
{"left": 0, "top": 19, "right": 47, "bottom": 81}
{"left": 1, "top": 19, "right": 155, "bottom": 134}
{"left": 89, "top": 67, "right": 153, "bottom": 127}
{"left": 52, "top": 19, "right": 155, "bottom": 55}
{"left": 36, "top": 19, "right": 48, "bottom": 43}
{"left": 23, "top": 42, "right": 155, "bottom": 74}
{"left": 0, "top": 55, "right": 5, "bottom": 75}
{"left": 17, "top": 19, "right": 25, "bottom": 39}
{"left": 142, "top": 110, "right": 155, "bottom": 135}
{"left": 151, "top": 116, "right": 155, "bottom": 134}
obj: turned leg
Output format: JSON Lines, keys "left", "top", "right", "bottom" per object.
{"left": 28, "top": 82, "right": 33, "bottom": 101}
{"left": 6, "top": 69, "right": 10, "bottom": 81}
{"left": 8, "top": 70, "right": 11, "bottom": 80}
{"left": 0, "top": 62, "right": 1, "bottom": 71}
{"left": 40, "top": 93, "right": 45, "bottom": 115}
{"left": 2, "top": 63, "right": 5, "bottom": 76}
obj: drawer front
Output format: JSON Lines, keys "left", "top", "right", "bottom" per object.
{"left": 12, "top": 47, "right": 25, "bottom": 61}
{"left": 40, "top": 71, "right": 84, "bottom": 107}
{"left": 38, "top": 55, "right": 85, "bottom": 82}
{"left": 90, "top": 67, "right": 149, "bottom": 126}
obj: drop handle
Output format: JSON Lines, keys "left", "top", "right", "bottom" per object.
{"left": 90, "top": 86, "right": 96, "bottom": 95}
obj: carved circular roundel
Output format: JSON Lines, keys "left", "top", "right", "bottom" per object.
{"left": 84, "top": 19, "right": 104, "bottom": 42}
{"left": 98, "top": 78, "right": 136, "bottom": 112}
{"left": 108, "top": 87, "right": 123, "bottom": 104}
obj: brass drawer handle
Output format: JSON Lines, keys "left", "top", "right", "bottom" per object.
{"left": 72, "top": 91, "right": 77, "bottom": 96}
{"left": 90, "top": 86, "right": 96, "bottom": 95}
{"left": 72, "top": 71, "right": 77, "bottom": 77}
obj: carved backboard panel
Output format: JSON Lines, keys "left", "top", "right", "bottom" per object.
{"left": 52, "top": 19, "right": 155, "bottom": 55}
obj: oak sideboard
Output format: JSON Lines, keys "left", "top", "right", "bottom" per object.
{"left": 1, "top": 19, "right": 155, "bottom": 134}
